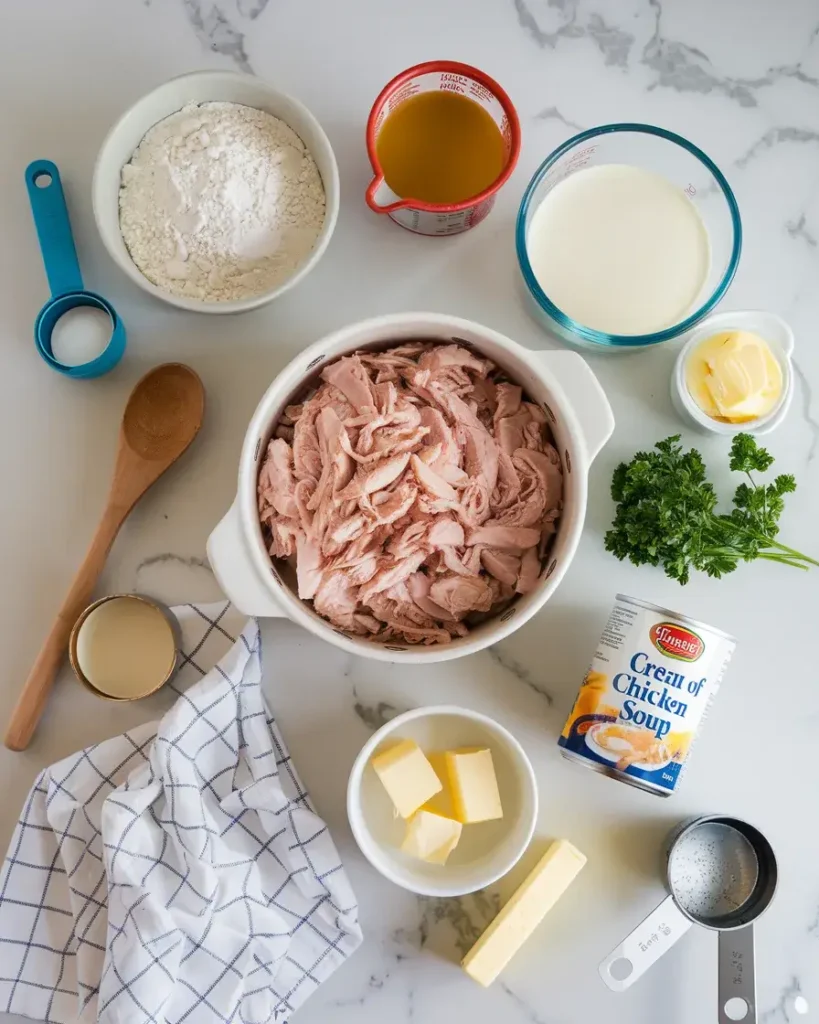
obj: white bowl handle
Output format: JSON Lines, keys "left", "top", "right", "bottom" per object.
{"left": 533, "top": 350, "right": 615, "bottom": 462}
{"left": 207, "top": 500, "right": 288, "bottom": 618}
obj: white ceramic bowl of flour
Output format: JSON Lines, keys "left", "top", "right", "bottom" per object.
{"left": 93, "top": 70, "right": 340, "bottom": 314}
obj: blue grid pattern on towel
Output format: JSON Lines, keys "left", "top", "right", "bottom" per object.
{"left": 0, "top": 603, "right": 362, "bottom": 1024}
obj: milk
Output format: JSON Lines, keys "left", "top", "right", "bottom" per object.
{"left": 526, "top": 164, "right": 711, "bottom": 336}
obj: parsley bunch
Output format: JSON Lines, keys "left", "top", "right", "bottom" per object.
{"left": 605, "top": 434, "right": 817, "bottom": 584}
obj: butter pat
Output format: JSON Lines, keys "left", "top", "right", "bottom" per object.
{"left": 446, "top": 748, "right": 503, "bottom": 823}
{"left": 422, "top": 752, "right": 456, "bottom": 818}
{"left": 402, "top": 810, "right": 462, "bottom": 865}
{"left": 686, "top": 330, "right": 782, "bottom": 423}
{"left": 371, "top": 739, "right": 442, "bottom": 819}
{"left": 461, "top": 839, "right": 587, "bottom": 987}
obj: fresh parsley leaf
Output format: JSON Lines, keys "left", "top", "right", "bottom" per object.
{"left": 605, "top": 434, "right": 817, "bottom": 583}
{"left": 729, "top": 433, "right": 775, "bottom": 474}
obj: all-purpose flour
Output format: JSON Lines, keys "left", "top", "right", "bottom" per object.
{"left": 119, "top": 101, "right": 326, "bottom": 302}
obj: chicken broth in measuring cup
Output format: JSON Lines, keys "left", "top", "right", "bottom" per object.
{"left": 366, "top": 62, "right": 521, "bottom": 236}
{"left": 376, "top": 92, "right": 506, "bottom": 206}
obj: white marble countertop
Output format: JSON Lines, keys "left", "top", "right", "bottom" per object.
{"left": 1, "top": 1, "right": 818, "bottom": 1022}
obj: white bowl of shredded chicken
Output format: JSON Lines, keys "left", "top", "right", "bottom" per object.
{"left": 207, "top": 313, "right": 614, "bottom": 661}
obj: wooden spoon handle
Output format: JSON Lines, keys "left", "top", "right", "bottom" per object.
{"left": 4, "top": 504, "right": 125, "bottom": 751}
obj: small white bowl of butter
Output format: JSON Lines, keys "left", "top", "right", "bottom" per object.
{"left": 672, "top": 310, "right": 794, "bottom": 435}
{"left": 347, "top": 706, "right": 538, "bottom": 897}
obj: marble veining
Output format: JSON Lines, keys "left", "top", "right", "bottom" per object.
{"left": 791, "top": 362, "right": 819, "bottom": 462}
{"left": 414, "top": 889, "right": 502, "bottom": 958}
{"left": 761, "top": 977, "right": 808, "bottom": 1024}
{"left": 133, "top": 552, "right": 223, "bottom": 606}
{"left": 135, "top": 552, "right": 213, "bottom": 577}
{"left": 534, "top": 105, "right": 585, "bottom": 131}
{"left": 514, "top": 0, "right": 635, "bottom": 69}
{"left": 237, "top": 0, "right": 269, "bottom": 19}
{"left": 786, "top": 215, "right": 817, "bottom": 249}
{"left": 499, "top": 982, "right": 552, "bottom": 1024}
{"left": 1, "top": 1, "right": 818, "bottom": 1023}
{"left": 352, "top": 688, "right": 409, "bottom": 731}
{"left": 182, "top": 0, "right": 256, "bottom": 73}
{"left": 644, "top": 0, "right": 760, "bottom": 106}
{"left": 736, "top": 127, "right": 819, "bottom": 169}
{"left": 487, "top": 645, "right": 554, "bottom": 704}
{"left": 516, "top": 0, "right": 819, "bottom": 108}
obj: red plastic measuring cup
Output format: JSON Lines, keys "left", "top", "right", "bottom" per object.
{"left": 366, "top": 61, "right": 521, "bottom": 237}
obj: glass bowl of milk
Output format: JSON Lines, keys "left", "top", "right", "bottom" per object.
{"left": 516, "top": 123, "right": 741, "bottom": 350}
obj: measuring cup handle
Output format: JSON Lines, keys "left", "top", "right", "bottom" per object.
{"left": 365, "top": 175, "right": 413, "bottom": 215}
{"left": 599, "top": 895, "right": 693, "bottom": 993}
{"left": 25, "top": 160, "right": 84, "bottom": 297}
{"left": 718, "top": 926, "right": 757, "bottom": 1024}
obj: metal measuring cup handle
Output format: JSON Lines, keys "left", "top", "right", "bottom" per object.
{"left": 719, "top": 926, "right": 757, "bottom": 1024}
{"left": 715, "top": 815, "right": 777, "bottom": 1024}
{"left": 598, "top": 894, "right": 693, "bottom": 992}
{"left": 600, "top": 813, "right": 777, "bottom": 1008}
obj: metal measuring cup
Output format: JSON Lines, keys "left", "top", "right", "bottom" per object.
{"left": 599, "top": 815, "right": 777, "bottom": 1024}
{"left": 25, "top": 160, "right": 125, "bottom": 378}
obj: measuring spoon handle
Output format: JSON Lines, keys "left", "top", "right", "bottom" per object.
{"left": 719, "top": 926, "right": 757, "bottom": 1024}
{"left": 25, "top": 160, "right": 84, "bottom": 298}
{"left": 599, "top": 895, "right": 693, "bottom": 992}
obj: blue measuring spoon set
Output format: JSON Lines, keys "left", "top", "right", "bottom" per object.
{"left": 25, "top": 159, "right": 126, "bottom": 378}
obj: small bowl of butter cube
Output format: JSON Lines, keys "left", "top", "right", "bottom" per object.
{"left": 672, "top": 309, "right": 795, "bottom": 435}
{"left": 347, "top": 705, "right": 538, "bottom": 897}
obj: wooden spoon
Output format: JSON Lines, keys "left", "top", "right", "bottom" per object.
{"left": 5, "top": 363, "right": 205, "bottom": 751}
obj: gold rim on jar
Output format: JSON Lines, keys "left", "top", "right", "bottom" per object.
{"left": 68, "top": 594, "right": 180, "bottom": 701}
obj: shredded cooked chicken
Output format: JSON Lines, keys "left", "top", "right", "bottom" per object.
{"left": 258, "top": 342, "right": 563, "bottom": 645}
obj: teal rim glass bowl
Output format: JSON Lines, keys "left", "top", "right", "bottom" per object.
{"left": 515, "top": 123, "right": 742, "bottom": 350}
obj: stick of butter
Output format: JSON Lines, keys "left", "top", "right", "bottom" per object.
{"left": 461, "top": 839, "right": 586, "bottom": 986}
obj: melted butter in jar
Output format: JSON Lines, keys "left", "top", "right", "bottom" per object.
{"left": 72, "top": 595, "right": 177, "bottom": 699}
{"left": 685, "top": 330, "right": 783, "bottom": 423}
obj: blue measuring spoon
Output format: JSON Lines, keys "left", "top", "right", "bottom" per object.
{"left": 25, "top": 160, "right": 126, "bottom": 379}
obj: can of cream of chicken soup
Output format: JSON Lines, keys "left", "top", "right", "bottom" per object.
{"left": 558, "top": 594, "right": 736, "bottom": 797}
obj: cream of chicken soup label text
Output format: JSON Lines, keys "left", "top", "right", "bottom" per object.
{"left": 558, "top": 596, "right": 735, "bottom": 795}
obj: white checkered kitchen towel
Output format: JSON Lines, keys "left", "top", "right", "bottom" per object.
{"left": 0, "top": 602, "right": 362, "bottom": 1024}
